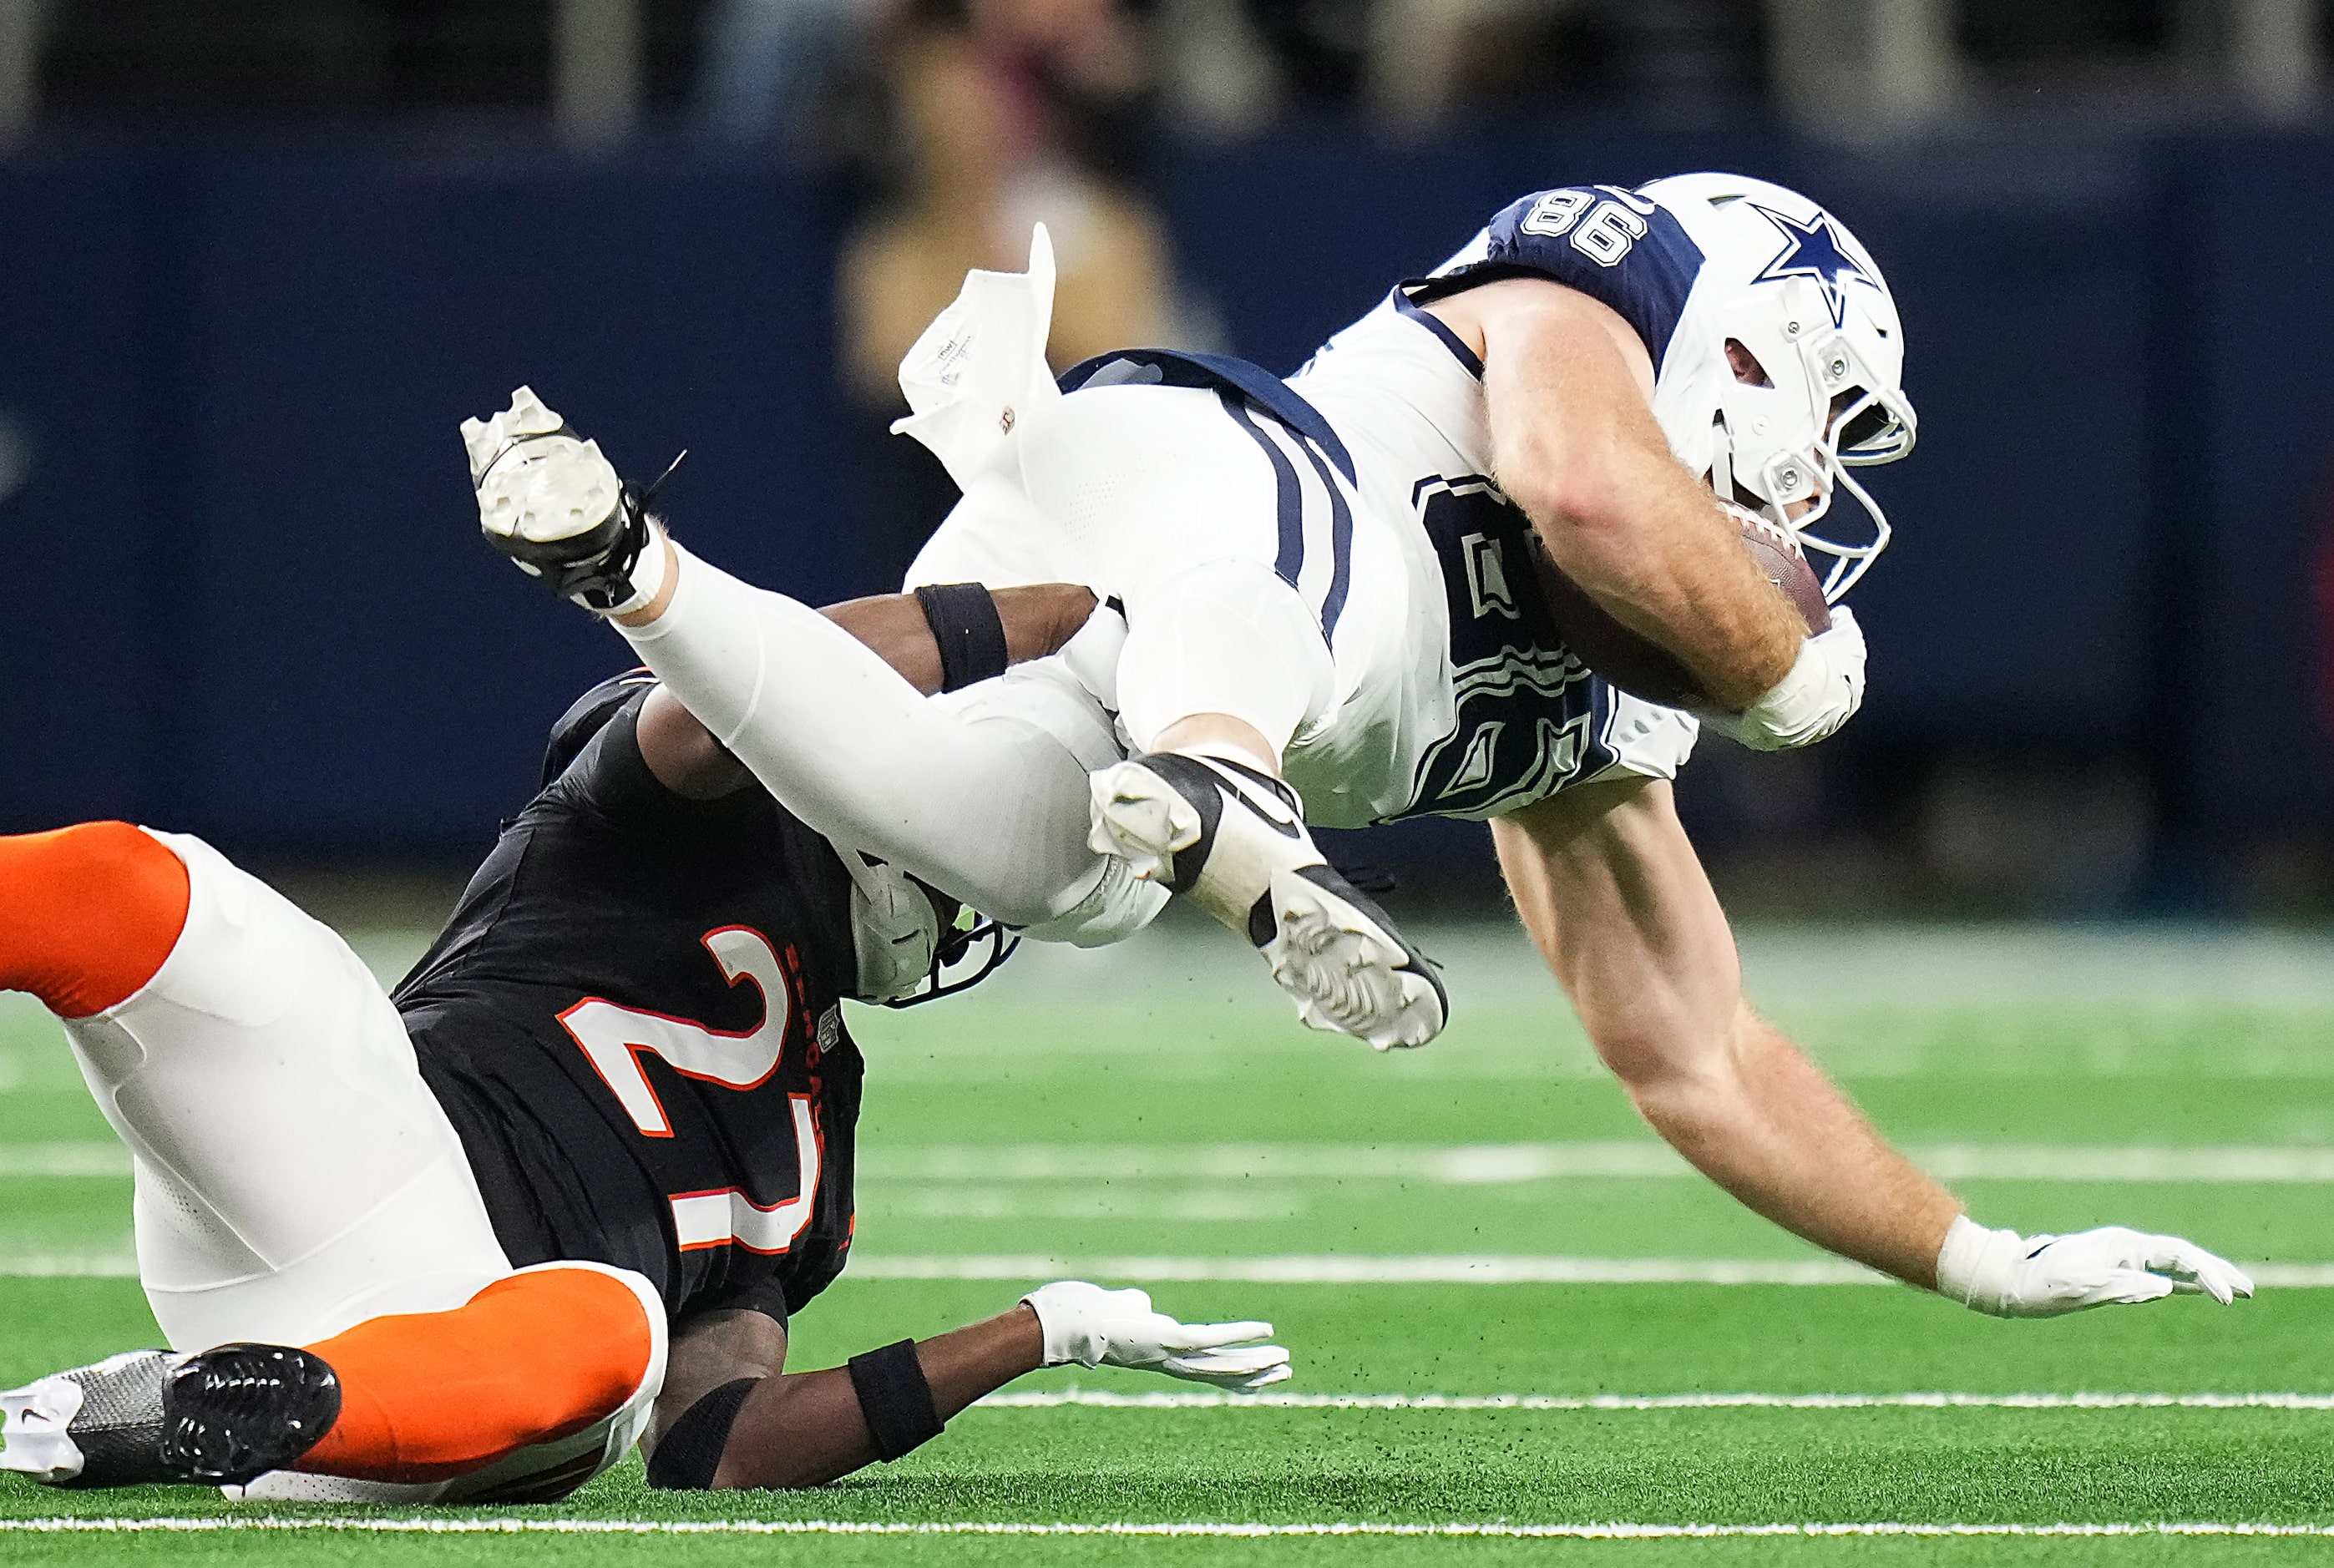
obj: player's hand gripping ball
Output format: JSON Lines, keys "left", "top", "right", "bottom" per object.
{"left": 1530, "top": 500, "right": 1829, "bottom": 711}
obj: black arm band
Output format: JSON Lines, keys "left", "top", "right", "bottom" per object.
{"left": 914, "top": 583, "right": 1010, "bottom": 694}
{"left": 846, "top": 1339, "right": 945, "bottom": 1461}
{"left": 645, "top": 1377, "right": 762, "bottom": 1491}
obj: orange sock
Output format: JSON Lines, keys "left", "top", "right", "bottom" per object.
{"left": 296, "top": 1267, "right": 657, "bottom": 1483}
{"left": 0, "top": 823, "right": 190, "bottom": 1019}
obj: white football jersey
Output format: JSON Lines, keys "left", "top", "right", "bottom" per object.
{"left": 1276, "top": 287, "right": 1698, "bottom": 825}
{"left": 909, "top": 187, "right": 1714, "bottom": 827}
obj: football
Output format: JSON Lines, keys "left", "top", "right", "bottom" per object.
{"left": 1527, "top": 503, "right": 1831, "bottom": 711}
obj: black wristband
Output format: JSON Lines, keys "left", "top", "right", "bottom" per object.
{"left": 846, "top": 1339, "right": 945, "bottom": 1462}
{"left": 645, "top": 1377, "right": 761, "bottom": 1491}
{"left": 914, "top": 583, "right": 1010, "bottom": 694}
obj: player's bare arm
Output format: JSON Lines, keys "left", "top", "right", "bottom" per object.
{"left": 640, "top": 1286, "right": 1286, "bottom": 1491}
{"left": 1426, "top": 279, "right": 1803, "bottom": 711}
{"left": 636, "top": 583, "right": 1101, "bottom": 799}
{"left": 1493, "top": 779, "right": 2252, "bottom": 1315}
{"left": 822, "top": 584, "right": 1101, "bottom": 692}
{"left": 1493, "top": 776, "right": 1957, "bottom": 1282}
{"left": 648, "top": 1308, "right": 787, "bottom": 1444}
{"left": 683, "top": 1308, "right": 1042, "bottom": 1490}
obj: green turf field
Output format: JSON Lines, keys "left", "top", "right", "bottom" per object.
{"left": 3, "top": 918, "right": 2333, "bottom": 1563}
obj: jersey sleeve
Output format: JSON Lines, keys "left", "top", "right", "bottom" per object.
{"left": 541, "top": 671, "right": 661, "bottom": 787}
{"left": 1411, "top": 185, "right": 1705, "bottom": 367}
{"left": 553, "top": 687, "right": 764, "bottom": 837}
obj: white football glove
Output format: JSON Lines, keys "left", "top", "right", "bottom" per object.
{"left": 1698, "top": 605, "right": 1866, "bottom": 752}
{"left": 1021, "top": 1282, "right": 1291, "bottom": 1391}
{"left": 1936, "top": 1214, "right": 2256, "bottom": 1318}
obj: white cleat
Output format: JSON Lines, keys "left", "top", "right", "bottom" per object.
{"left": 461, "top": 387, "right": 664, "bottom": 613}
{"left": 1089, "top": 752, "right": 1446, "bottom": 1050}
{"left": 0, "top": 1350, "right": 177, "bottom": 1488}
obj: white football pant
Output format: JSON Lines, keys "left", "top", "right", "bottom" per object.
{"left": 58, "top": 830, "right": 660, "bottom": 1502}
{"left": 912, "top": 382, "right": 1436, "bottom": 827}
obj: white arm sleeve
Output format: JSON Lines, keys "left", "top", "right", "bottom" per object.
{"left": 617, "top": 542, "right": 1143, "bottom": 933}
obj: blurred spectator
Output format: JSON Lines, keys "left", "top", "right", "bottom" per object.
{"left": 1240, "top": 0, "right": 1371, "bottom": 109}
{"left": 1370, "top": 0, "right": 1766, "bottom": 124}
{"left": 696, "top": 0, "right": 880, "bottom": 146}
{"left": 834, "top": 0, "right": 1182, "bottom": 580}
{"left": 38, "top": 0, "right": 714, "bottom": 121}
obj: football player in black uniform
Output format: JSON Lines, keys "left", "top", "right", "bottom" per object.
{"left": 0, "top": 580, "right": 1287, "bottom": 1503}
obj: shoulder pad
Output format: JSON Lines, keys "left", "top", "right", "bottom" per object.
{"left": 1418, "top": 185, "right": 1704, "bottom": 365}
{"left": 541, "top": 670, "right": 657, "bottom": 786}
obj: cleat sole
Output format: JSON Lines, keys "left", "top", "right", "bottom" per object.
{"left": 1263, "top": 867, "right": 1447, "bottom": 1050}
{"left": 161, "top": 1345, "right": 341, "bottom": 1486}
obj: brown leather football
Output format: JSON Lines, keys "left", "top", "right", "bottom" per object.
{"left": 1527, "top": 503, "right": 1830, "bottom": 711}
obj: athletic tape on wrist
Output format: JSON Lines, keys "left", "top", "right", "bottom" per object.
{"left": 644, "top": 1377, "right": 760, "bottom": 1491}
{"left": 914, "top": 584, "right": 1010, "bottom": 694}
{"left": 846, "top": 1339, "right": 945, "bottom": 1461}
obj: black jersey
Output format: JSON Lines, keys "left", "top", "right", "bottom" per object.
{"left": 396, "top": 676, "right": 863, "bottom": 1327}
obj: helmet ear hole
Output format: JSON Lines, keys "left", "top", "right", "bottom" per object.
{"left": 1724, "top": 338, "right": 1772, "bottom": 388}
{"left": 1834, "top": 393, "right": 1891, "bottom": 453}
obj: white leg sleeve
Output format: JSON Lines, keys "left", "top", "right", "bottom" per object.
{"left": 64, "top": 832, "right": 511, "bottom": 1350}
{"left": 1115, "top": 559, "right": 1335, "bottom": 756}
{"left": 617, "top": 544, "right": 1110, "bottom": 929}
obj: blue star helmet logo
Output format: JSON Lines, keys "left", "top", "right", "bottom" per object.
{"left": 1749, "top": 205, "right": 1876, "bottom": 327}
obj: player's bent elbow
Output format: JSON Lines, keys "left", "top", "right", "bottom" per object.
{"left": 705, "top": 1460, "right": 825, "bottom": 1492}
{"left": 1506, "top": 453, "right": 1649, "bottom": 565}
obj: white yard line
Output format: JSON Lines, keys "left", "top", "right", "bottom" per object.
{"left": 6, "top": 1250, "right": 2332, "bottom": 1286}
{"left": 2, "top": 1517, "right": 2331, "bottom": 1539}
{"left": 848, "top": 1254, "right": 2334, "bottom": 1287}
{"left": 975, "top": 1390, "right": 2334, "bottom": 1411}
{"left": 847, "top": 1254, "right": 1896, "bottom": 1284}
{"left": 861, "top": 1141, "right": 2334, "bottom": 1185}
{"left": 16, "top": 1139, "right": 2334, "bottom": 1186}
{"left": 973, "top": 922, "right": 2334, "bottom": 1010}
{"left": 0, "top": 1145, "right": 127, "bottom": 1177}
{"left": 0, "top": 1253, "right": 135, "bottom": 1277}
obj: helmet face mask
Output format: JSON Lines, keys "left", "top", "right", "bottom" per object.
{"left": 1639, "top": 174, "right": 1918, "bottom": 604}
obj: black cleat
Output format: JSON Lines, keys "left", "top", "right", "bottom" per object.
{"left": 159, "top": 1344, "right": 342, "bottom": 1486}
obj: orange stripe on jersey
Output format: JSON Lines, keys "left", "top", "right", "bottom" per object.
{"left": 0, "top": 822, "right": 190, "bottom": 1019}
{"left": 296, "top": 1267, "right": 656, "bottom": 1484}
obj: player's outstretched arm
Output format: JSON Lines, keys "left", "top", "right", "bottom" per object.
{"left": 1491, "top": 776, "right": 2253, "bottom": 1314}
{"left": 1428, "top": 279, "right": 1806, "bottom": 714}
{"left": 633, "top": 583, "right": 1099, "bottom": 800}
{"left": 821, "top": 584, "right": 1099, "bottom": 697}
{"left": 645, "top": 1285, "right": 1288, "bottom": 1490}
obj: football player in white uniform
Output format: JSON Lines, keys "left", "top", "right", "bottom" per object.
{"left": 478, "top": 172, "right": 2250, "bottom": 1321}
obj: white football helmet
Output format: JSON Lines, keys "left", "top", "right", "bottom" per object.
{"left": 1642, "top": 173, "right": 1917, "bottom": 601}
{"left": 838, "top": 847, "right": 942, "bottom": 1004}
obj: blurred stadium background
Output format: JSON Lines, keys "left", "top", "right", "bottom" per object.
{"left": 7, "top": 0, "right": 2334, "bottom": 923}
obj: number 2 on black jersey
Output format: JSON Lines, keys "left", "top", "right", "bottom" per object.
{"left": 558, "top": 926, "right": 825, "bottom": 1254}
